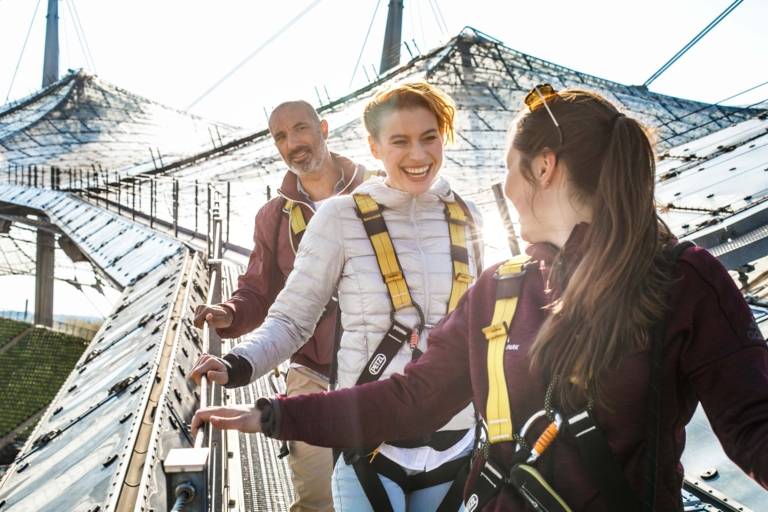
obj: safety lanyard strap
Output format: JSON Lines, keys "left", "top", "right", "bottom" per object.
{"left": 481, "top": 255, "right": 529, "bottom": 444}
{"left": 284, "top": 200, "right": 308, "bottom": 236}
{"left": 444, "top": 201, "right": 475, "bottom": 313}
{"left": 356, "top": 320, "right": 415, "bottom": 385}
{"left": 353, "top": 194, "right": 414, "bottom": 311}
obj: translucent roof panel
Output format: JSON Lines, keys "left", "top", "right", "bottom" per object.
{"left": 101, "top": 29, "right": 761, "bottom": 266}
{"left": 656, "top": 115, "right": 768, "bottom": 269}
{"left": 0, "top": 251, "right": 190, "bottom": 512}
{"left": 0, "top": 223, "right": 106, "bottom": 290}
{"left": 0, "top": 70, "right": 239, "bottom": 174}
{"left": 0, "top": 185, "right": 184, "bottom": 288}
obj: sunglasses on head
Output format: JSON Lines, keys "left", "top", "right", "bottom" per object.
{"left": 524, "top": 84, "right": 564, "bottom": 147}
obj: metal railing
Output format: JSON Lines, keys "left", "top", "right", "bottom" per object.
{"left": 3, "top": 164, "right": 242, "bottom": 256}
{"left": 163, "top": 213, "right": 225, "bottom": 512}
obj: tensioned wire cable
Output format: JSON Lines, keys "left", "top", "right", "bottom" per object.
{"left": 428, "top": 0, "right": 449, "bottom": 36}
{"left": 65, "top": 0, "right": 97, "bottom": 73}
{"left": 659, "top": 78, "right": 768, "bottom": 129}
{"left": 186, "top": 0, "right": 325, "bottom": 111}
{"left": 659, "top": 94, "right": 768, "bottom": 146}
{"left": 5, "top": 0, "right": 43, "bottom": 102}
{"left": 348, "top": 0, "right": 382, "bottom": 87}
{"left": 643, "top": 0, "right": 744, "bottom": 88}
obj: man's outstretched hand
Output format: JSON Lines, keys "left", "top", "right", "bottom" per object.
{"left": 191, "top": 405, "right": 262, "bottom": 438}
{"left": 193, "top": 304, "right": 234, "bottom": 329}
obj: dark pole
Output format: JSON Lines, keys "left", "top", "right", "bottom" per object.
{"left": 492, "top": 183, "right": 521, "bottom": 256}
{"left": 226, "top": 182, "right": 231, "bottom": 244}
{"left": 379, "top": 0, "right": 404, "bottom": 74}
{"left": 207, "top": 183, "right": 212, "bottom": 257}
{"left": 41, "top": 0, "right": 59, "bottom": 87}
{"left": 173, "top": 178, "right": 179, "bottom": 237}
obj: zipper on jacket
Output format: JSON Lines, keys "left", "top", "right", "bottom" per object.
{"left": 410, "top": 196, "right": 431, "bottom": 342}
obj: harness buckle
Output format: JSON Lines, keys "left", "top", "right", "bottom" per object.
{"left": 456, "top": 272, "right": 473, "bottom": 284}
{"left": 482, "top": 323, "right": 507, "bottom": 341}
{"left": 383, "top": 270, "right": 404, "bottom": 284}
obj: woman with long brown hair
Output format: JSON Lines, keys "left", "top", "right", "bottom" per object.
{"left": 193, "top": 87, "right": 768, "bottom": 511}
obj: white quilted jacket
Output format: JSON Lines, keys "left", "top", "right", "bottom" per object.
{"left": 231, "top": 176, "right": 482, "bottom": 433}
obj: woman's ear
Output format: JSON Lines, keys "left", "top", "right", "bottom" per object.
{"left": 368, "top": 135, "right": 380, "bottom": 159}
{"left": 536, "top": 149, "right": 558, "bottom": 188}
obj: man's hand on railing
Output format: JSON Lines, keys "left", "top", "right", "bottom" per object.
{"left": 191, "top": 405, "right": 263, "bottom": 437}
{"left": 193, "top": 304, "right": 233, "bottom": 329}
{"left": 189, "top": 354, "right": 230, "bottom": 386}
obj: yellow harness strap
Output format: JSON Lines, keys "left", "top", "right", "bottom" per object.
{"left": 444, "top": 201, "right": 475, "bottom": 313}
{"left": 481, "top": 255, "right": 530, "bottom": 443}
{"left": 283, "top": 200, "right": 307, "bottom": 236}
{"left": 352, "top": 194, "right": 414, "bottom": 311}
{"left": 353, "top": 194, "right": 477, "bottom": 314}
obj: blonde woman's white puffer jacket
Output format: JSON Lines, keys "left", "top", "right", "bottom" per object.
{"left": 231, "top": 176, "right": 482, "bottom": 440}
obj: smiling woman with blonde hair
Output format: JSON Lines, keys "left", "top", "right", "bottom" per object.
{"left": 194, "top": 81, "right": 484, "bottom": 511}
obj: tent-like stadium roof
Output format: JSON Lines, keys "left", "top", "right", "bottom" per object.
{"left": 0, "top": 69, "right": 239, "bottom": 173}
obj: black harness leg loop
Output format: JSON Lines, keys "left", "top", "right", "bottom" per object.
{"left": 349, "top": 454, "right": 395, "bottom": 512}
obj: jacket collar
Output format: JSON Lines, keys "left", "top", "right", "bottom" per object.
{"left": 352, "top": 175, "right": 454, "bottom": 209}
{"left": 525, "top": 222, "right": 590, "bottom": 266}
{"left": 278, "top": 152, "right": 364, "bottom": 204}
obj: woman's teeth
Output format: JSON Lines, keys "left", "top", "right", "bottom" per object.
{"left": 402, "top": 165, "right": 430, "bottom": 177}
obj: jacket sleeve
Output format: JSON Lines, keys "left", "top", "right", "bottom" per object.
{"left": 218, "top": 203, "right": 281, "bottom": 338}
{"left": 678, "top": 248, "right": 768, "bottom": 487}
{"left": 273, "top": 280, "right": 480, "bottom": 448}
{"left": 228, "top": 199, "right": 345, "bottom": 382}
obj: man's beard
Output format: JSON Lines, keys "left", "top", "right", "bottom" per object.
{"left": 288, "top": 145, "right": 326, "bottom": 176}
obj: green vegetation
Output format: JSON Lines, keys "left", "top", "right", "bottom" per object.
{"left": 0, "top": 319, "right": 88, "bottom": 438}
{"left": 0, "top": 317, "right": 30, "bottom": 349}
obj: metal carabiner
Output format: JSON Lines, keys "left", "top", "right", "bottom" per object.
{"left": 390, "top": 302, "right": 426, "bottom": 351}
{"left": 514, "top": 409, "right": 563, "bottom": 463}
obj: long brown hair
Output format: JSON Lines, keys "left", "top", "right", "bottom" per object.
{"left": 514, "top": 89, "right": 675, "bottom": 409}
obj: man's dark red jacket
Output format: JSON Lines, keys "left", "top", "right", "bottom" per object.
{"left": 218, "top": 153, "right": 364, "bottom": 378}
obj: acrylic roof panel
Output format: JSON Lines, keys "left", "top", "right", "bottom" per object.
{"left": 0, "top": 185, "right": 183, "bottom": 288}
{"left": 656, "top": 115, "right": 768, "bottom": 269}
{"left": 0, "top": 70, "right": 238, "bottom": 173}
{"left": 0, "top": 224, "right": 106, "bottom": 293}
{"left": 0, "top": 253, "right": 187, "bottom": 511}
{"left": 123, "top": 30, "right": 761, "bottom": 265}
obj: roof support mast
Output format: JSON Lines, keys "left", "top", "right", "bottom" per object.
{"left": 379, "top": 0, "right": 403, "bottom": 74}
{"left": 42, "top": 0, "right": 59, "bottom": 87}
{"left": 36, "top": 0, "right": 59, "bottom": 327}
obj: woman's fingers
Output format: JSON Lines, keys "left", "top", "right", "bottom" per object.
{"left": 191, "top": 405, "right": 262, "bottom": 438}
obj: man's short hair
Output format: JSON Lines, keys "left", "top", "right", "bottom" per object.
{"left": 269, "top": 100, "right": 321, "bottom": 127}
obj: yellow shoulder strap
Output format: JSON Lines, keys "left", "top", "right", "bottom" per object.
{"left": 481, "top": 254, "right": 530, "bottom": 443}
{"left": 352, "top": 193, "right": 414, "bottom": 311}
{"left": 284, "top": 199, "right": 307, "bottom": 236}
{"left": 444, "top": 201, "right": 475, "bottom": 313}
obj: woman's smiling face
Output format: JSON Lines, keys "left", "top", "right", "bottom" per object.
{"left": 369, "top": 106, "right": 443, "bottom": 196}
